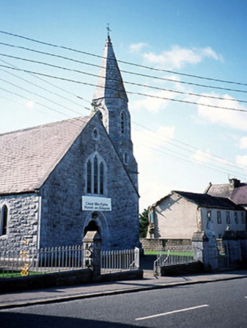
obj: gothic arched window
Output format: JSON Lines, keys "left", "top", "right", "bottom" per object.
{"left": 87, "top": 160, "right": 92, "bottom": 193}
{"left": 94, "top": 155, "right": 98, "bottom": 194}
{"left": 86, "top": 153, "right": 106, "bottom": 195}
{"left": 0, "top": 204, "right": 8, "bottom": 236}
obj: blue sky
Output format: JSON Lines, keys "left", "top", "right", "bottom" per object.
{"left": 1, "top": 0, "right": 247, "bottom": 212}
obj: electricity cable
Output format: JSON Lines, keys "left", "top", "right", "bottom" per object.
{"left": 1, "top": 64, "right": 247, "bottom": 113}
{"left": 0, "top": 30, "right": 247, "bottom": 88}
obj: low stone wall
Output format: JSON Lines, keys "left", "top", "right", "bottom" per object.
{"left": 140, "top": 238, "right": 192, "bottom": 252}
{"left": 0, "top": 269, "right": 143, "bottom": 293}
{"left": 159, "top": 261, "right": 204, "bottom": 276}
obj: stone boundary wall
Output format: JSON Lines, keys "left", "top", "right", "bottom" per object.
{"left": 140, "top": 238, "right": 192, "bottom": 252}
{"left": 159, "top": 261, "right": 205, "bottom": 276}
{"left": 0, "top": 269, "right": 143, "bottom": 293}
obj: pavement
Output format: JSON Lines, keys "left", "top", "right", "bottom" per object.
{"left": 0, "top": 268, "right": 247, "bottom": 309}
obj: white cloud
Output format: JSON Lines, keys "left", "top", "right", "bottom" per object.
{"left": 143, "top": 46, "right": 223, "bottom": 69}
{"left": 26, "top": 100, "right": 35, "bottom": 109}
{"left": 129, "top": 42, "right": 148, "bottom": 53}
{"left": 239, "top": 136, "right": 247, "bottom": 149}
{"left": 131, "top": 89, "right": 173, "bottom": 112}
{"left": 131, "top": 76, "right": 182, "bottom": 113}
{"left": 197, "top": 94, "right": 247, "bottom": 131}
{"left": 192, "top": 149, "right": 211, "bottom": 163}
{"left": 236, "top": 155, "right": 247, "bottom": 167}
{"left": 133, "top": 125, "right": 175, "bottom": 163}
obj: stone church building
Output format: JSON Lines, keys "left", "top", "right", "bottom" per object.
{"left": 0, "top": 35, "right": 139, "bottom": 251}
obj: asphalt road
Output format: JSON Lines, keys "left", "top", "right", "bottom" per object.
{"left": 1, "top": 278, "right": 247, "bottom": 328}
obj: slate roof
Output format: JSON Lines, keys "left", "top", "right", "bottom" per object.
{"left": 0, "top": 115, "right": 91, "bottom": 195}
{"left": 152, "top": 190, "right": 244, "bottom": 211}
{"left": 174, "top": 191, "right": 244, "bottom": 210}
{"left": 205, "top": 181, "right": 247, "bottom": 206}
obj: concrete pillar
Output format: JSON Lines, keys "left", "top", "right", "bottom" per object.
{"left": 192, "top": 231, "right": 218, "bottom": 271}
{"left": 83, "top": 231, "right": 101, "bottom": 277}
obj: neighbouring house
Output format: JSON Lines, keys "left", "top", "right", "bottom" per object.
{"left": 205, "top": 178, "right": 247, "bottom": 210}
{"left": 148, "top": 190, "right": 246, "bottom": 240}
{"left": 0, "top": 34, "right": 139, "bottom": 251}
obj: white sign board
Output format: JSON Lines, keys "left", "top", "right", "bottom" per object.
{"left": 82, "top": 196, "right": 112, "bottom": 211}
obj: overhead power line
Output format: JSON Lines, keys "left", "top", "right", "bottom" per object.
{"left": 0, "top": 58, "right": 91, "bottom": 107}
{"left": 132, "top": 122, "right": 246, "bottom": 173}
{"left": 1, "top": 29, "right": 247, "bottom": 88}
{"left": 1, "top": 64, "right": 247, "bottom": 113}
{"left": 1, "top": 41, "right": 247, "bottom": 96}
{"left": 1, "top": 52, "right": 247, "bottom": 105}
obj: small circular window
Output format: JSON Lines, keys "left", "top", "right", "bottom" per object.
{"left": 92, "top": 128, "right": 99, "bottom": 140}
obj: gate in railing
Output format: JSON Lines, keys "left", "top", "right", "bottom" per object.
{"left": 154, "top": 246, "right": 195, "bottom": 275}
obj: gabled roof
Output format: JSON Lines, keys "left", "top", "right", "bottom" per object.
{"left": 0, "top": 116, "right": 92, "bottom": 195}
{"left": 93, "top": 35, "right": 128, "bottom": 102}
{"left": 174, "top": 191, "right": 244, "bottom": 210}
{"left": 205, "top": 179, "right": 247, "bottom": 206}
{"left": 151, "top": 190, "right": 244, "bottom": 211}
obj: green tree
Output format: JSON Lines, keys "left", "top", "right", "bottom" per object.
{"left": 139, "top": 208, "right": 149, "bottom": 238}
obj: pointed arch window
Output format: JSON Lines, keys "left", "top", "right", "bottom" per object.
{"left": 100, "top": 162, "right": 104, "bottom": 194}
{"left": 87, "top": 160, "right": 92, "bottom": 193}
{"left": 86, "top": 153, "right": 106, "bottom": 195}
{"left": 94, "top": 155, "right": 98, "bottom": 194}
{"left": 0, "top": 204, "right": 8, "bottom": 236}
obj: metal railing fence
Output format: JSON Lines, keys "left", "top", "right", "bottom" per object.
{"left": 154, "top": 246, "right": 195, "bottom": 274}
{"left": 0, "top": 244, "right": 140, "bottom": 277}
{"left": 101, "top": 248, "right": 139, "bottom": 273}
{"left": 0, "top": 245, "right": 86, "bottom": 277}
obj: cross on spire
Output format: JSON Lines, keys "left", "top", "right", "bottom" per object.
{"left": 107, "top": 23, "right": 111, "bottom": 37}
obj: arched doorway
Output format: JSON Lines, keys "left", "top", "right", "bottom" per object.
{"left": 84, "top": 219, "right": 100, "bottom": 235}
{"left": 84, "top": 212, "right": 101, "bottom": 236}
{"left": 83, "top": 211, "right": 110, "bottom": 250}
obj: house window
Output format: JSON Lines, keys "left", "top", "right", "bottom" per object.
{"left": 150, "top": 211, "right": 154, "bottom": 223}
{"left": 226, "top": 211, "right": 230, "bottom": 224}
{"left": 120, "top": 112, "right": 126, "bottom": 134}
{"left": 234, "top": 212, "right": 238, "bottom": 224}
{"left": 86, "top": 153, "right": 106, "bottom": 195}
{"left": 241, "top": 212, "right": 245, "bottom": 224}
{"left": 0, "top": 204, "right": 8, "bottom": 236}
{"left": 217, "top": 211, "right": 222, "bottom": 224}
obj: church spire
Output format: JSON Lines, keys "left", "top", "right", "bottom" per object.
{"left": 92, "top": 34, "right": 138, "bottom": 190}
{"left": 93, "top": 34, "right": 128, "bottom": 102}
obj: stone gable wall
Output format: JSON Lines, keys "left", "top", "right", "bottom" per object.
{"left": 40, "top": 115, "right": 139, "bottom": 250}
{"left": 0, "top": 193, "right": 40, "bottom": 251}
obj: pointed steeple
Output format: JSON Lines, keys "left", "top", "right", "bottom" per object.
{"left": 93, "top": 35, "right": 128, "bottom": 102}
{"left": 92, "top": 34, "right": 138, "bottom": 191}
